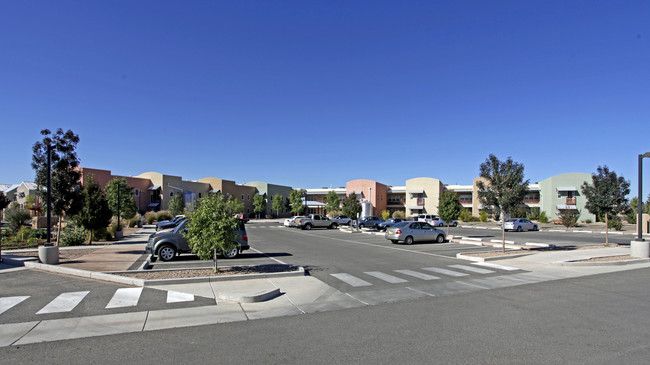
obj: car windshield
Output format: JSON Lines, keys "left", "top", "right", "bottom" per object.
{"left": 506, "top": 219, "right": 517, "bottom": 222}
{"left": 173, "top": 221, "right": 187, "bottom": 233}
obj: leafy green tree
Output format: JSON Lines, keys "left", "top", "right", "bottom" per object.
{"left": 557, "top": 208, "right": 580, "bottom": 228}
{"left": 272, "top": 194, "right": 284, "bottom": 216}
{"left": 6, "top": 208, "right": 32, "bottom": 233}
{"left": 341, "top": 193, "right": 362, "bottom": 224}
{"left": 477, "top": 154, "right": 530, "bottom": 252}
{"left": 581, "top": 166, "right": 630, "bottom": 244}
{"left": 438, "top": 191, "right": 462, "bottom": 235}
{"left": 106, "top": 177, "right": 137, "bottom": 220}
{"left": 77, "top": 177, "right": 112, "bottom": 244}
{"left": 0, "top": 192, "right": 10, "bottom": 211}
{"left": 253, "top": 194, "right": 266, "bottom": 218}
{"left": 184, "top": 193, "right": 243, "bottom": 271}
{"left": 32, "top": 128, "right": 84, "bottom": 244}
{"left": 289, "top": 189, "right": 305, "bottom": 215}
{"left": 168, "top": 195, "right": 185, "bottom": 217}
{"left": 325, "top": 190, "right": 340, "bottom": 213}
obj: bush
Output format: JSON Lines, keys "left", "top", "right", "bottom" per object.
{"left": 328, "top": 210, "right": 342, "bottom": 218}
{"left": 93, "top": 226, "right": 112, "bottom": 241}
{"left": 479, "top": 211, "right": 488, "bottom": 222}
{"left": 109, "top": 218, "right": 124, "bottom": 236}
{"left": 392, "top": 211, "right": 405, "bottom": 219}
{"left": 60, "top": 226, "right": 88, "bottom": 246}
{"left": 29, "top": 229, "right": 48, "bottom": 239}
{"left": 527, "top": 207, "right": 540, "bottom": 221}
{"left": 459, "top": 209, "right": 472, "bottom": 222}
{"left": 156, "top": 211, "right": 172, "bottom": 222}
{"left": 145, "top": 211, "right": 157, "bottom": 224}
{"left": 558, "top": 209, "right": 580, "bottom": 228}
{"left": 537, "top": 211, "right": 549, "bottom": 224}
{"left": 584, "top": 219, "right": 593, "bottom": 224}
{"left": 607, "top": 216, "right": 623, "bottom": 231}
{"left": 6, "top": 209, "right": 32, "bottom": 233}
{"left": 381, "top": 210, "right": 390, "bottom": 220}
{"left": 626, "top": 211, "right": 636, "bottom": 224}
{"left": 467, "top": 216, "right": 481, "bottom": 222}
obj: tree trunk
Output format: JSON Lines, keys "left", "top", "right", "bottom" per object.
{"left": 501, "top": 211, "right": 506, "bottom": 253}
{"left": 213, "top": 248, "right": 218, "bottom": 272}
{"left": 605, "top": 214, "right": 609, "bottom": 245}
{"left": 56, "top": 216, "right": 62, "bottom": 246}
{"left": 89, "top": 230, "right": 93, "bottom": 245}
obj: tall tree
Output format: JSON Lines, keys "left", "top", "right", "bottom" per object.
{"left": 77, "top": 177, "right": 112, "bottom": 244}
{"left": 184, "top": 193, "right": 243, "bottom": 271}
{"left": 289, "top": 189, "right": 305, "bottom": 215}
{"left": 438, "top": 191, "right": 462, "bottom": 236}
{"left": 0, "top": 192, "right": 9, "bottom": 219}
{"left": 477, "top": 154, "right": 530, "bottom": 252}
{"left": 272, "top": 194, "right": 284, "bottom": 216}
{"left": 168, "top": 195, "right": 185, "bottom": 216}
{"left": 32, "top": 128, "right": 84, "bottom": 244}
{"left": 342, "top": 193, "right": 362, "bottom": 225}
{"left": 253, "top": 194, "right": 266, "bottom": 218}
{"left": 581, "top": 166, "right": 630, "bottom": 244}
{"left": 325, "top": 190, "right": 340, "bottom": 214}
{"left": 106, "top": 177, "right": 137, "bottom": 220}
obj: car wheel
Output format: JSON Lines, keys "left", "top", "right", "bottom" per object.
{"left": 439, "top": 223, "right": 444, "bottom": 227}
{"left": 330, "top": 223, "right": 338, "bottom": 229}
{"left": 223, "top": 246, "right": 239, "bottom": 259}
{"left": 359, "top": 224, "right": 365, "bottom": 229}
{"left": 158, "top": 245, "right": 176, "bottom": 262}
{"left": 346, "top": 221, "right": 351, "bottom": 226}
{"left": 391, "top": 240, "right": 399, "bottom": 244}
{"left": 303, "top": 223, "right": 312, "bottom": 230}
{"left": 436, "top": 234, "right": 445, "bottom": 243}
{"left": 452, "top": 222, "right": 457, "bottom": 227}
{"left": 516, "top": 226, "right": 522, "bottom": 232}
{"left": 533, "top": 225, "right": 538, "bottom": 231}
{"left": 404, "top": 236, "right": 414, "bottom": 245}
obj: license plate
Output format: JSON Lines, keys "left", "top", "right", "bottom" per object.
{"left": 388, "top": 230, "right": 393, "bottom": 234}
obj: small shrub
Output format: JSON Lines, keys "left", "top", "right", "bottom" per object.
{"left": 584, "top": 219, "right": 593, "bottom": 224}
{"left": 527, "top": 207, "right": 540, "bottom": 221}
{"left": 392, "top": 211, "right": 405, "bottom": 219}
{"left": 6, "top": 209, "right": 32, "bottom": 233}
{"left": 109, "top": 218, "right": 124, "bottom": 236}
{"left": 537, "top": 211, "right": 549, "bottom": 223}
{"left": 145, "top": 211, "right": 157, "bottom": 224}
{"left": 467, "top": 216, "right": 481, "bottom": 222}
{"left": 328, "top": 210, "right": 342, "bottom": 218}
{"left": 29, "top": 229, "right": 48, "bottom": 239}
{"left": 60, "top": 226, "right": 88, "bottom": 246}
{"left": 479, "top": 211, "right": 488, "bottom": 222}
{"left": 459, "top": 209, "right": 472, "bottom": 222}
{"left": 381, "top": 210, "right": 390, "bottom": 220}
{"left": 607, "top": 216, "right": 623, "bottom": 231}
{"left": 93, "top": 227, "right": 111, "bottom": 241}
{"left": 156, "top": 211, "right": 172, "bottom": 222}
{"left": 626, "top": 211, "right": 636, "bottom": 224}
{"left": 558, "top": 209, "right": 580, "bottom": 228}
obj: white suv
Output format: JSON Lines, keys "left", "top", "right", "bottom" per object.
{"left": 417, "top": 214, "right": 438, "bottom": 222}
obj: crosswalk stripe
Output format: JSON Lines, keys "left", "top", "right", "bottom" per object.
{"left": 473, "top": 262, "right": 520, "bottom": 271}
{"left": 106, "top": 288, "right": 143, "bottom": 309}
{"left": 421, "top": 267, "right": 469, "bottom": 277}
{"left": 364, "top": 271, "right": 409, "bottom": 284}
{"left": 0, "top": 296, "right": 30, "bottom": 315}
{"left": 167, "top": 291, "right": 195, "bottom": 303}
{"left": 394, "top": 270, "right": 440, "bottom": 280}
{"left": 448, "top": 264, "right": 495, "bottom": 274}
{"left": 36, "top": 291, "right": 90, "bottom": 314}
{"left": 331, "top": 273, "right": 372, "bottom": 287}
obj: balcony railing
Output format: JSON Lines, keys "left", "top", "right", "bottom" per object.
{"left": 524, "top": 198, "right": 540, "bottom": 204}
{"left": 417, "top": 198, "right": 424, "bottom": 206}
{"left": 459, "top": 199, "right": 472, "bottom": 204}
{"left": 566, "top": 197, "right": 576, "bottom": 205}
{"left": 387, "top": 199, "right": 406, "bottom": 205}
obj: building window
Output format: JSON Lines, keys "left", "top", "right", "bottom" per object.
{"left": 247, "top": 194, "right": 250, "bottom": 201}
{"left": 198, "top": 193, "right": 202, "bottom": 198}
{"left": 134, "top": 189, "right": 140, "bottom": 197}
{"left": 241, "top": 194, "right": 244, "bottom": 200}
{"left": 170, "top": 192, "right": 174, "bottom": 197}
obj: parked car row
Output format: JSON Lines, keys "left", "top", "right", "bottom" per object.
{"left": 385, "top": 221, "right": 447, "bottom": 245}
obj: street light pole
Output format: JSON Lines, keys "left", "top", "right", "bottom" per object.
{"left": 638, "top": 152, "right": 650, "bottom": 241}
{"left": 47, "top": 143, "right": 52, "bottom": 245}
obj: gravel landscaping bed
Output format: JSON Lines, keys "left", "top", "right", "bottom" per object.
{"left": 573, "top": 255, "right": 635, "bottom": 262}
{"left": 465, "top": 251, "right": 527, "bottom": 258}
{"left": 116, "top": 264, "right": 300, "bottom": 280}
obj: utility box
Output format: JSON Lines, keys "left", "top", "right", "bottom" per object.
{"left": 643, "top": 214, "right": 650, "bottom": 234}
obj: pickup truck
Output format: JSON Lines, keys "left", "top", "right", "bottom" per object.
{"left": 297, "top": 214, "right": 338, "bottom": 230}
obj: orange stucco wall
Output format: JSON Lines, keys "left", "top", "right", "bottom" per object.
{"left": 346, "top": 179, "right": 388, "bottom": 216}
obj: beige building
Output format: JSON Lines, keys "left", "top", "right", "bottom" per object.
{"left": 198, "top": 177, "right": 256, "bottom": 214}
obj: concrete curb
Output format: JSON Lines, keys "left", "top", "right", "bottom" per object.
{"left": 132, "top": 266, "right": 306, "bottom": 286}
{"left": 217, "top": 288, "right": 282, "bottom": 303}
{"left": 551, "top": 258, "right": 650, "bottom": 266}
{"left": 456, "top": 252, "right": 532, "bottom": 262}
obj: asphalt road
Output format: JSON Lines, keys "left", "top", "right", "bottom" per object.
{"left": 449, "top": 226, "right": 636, "bottom": 246}
{"left": 3, "top": 265, "right": 649, "bottom": 364}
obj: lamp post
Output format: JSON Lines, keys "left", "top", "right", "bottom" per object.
{"left": 631, "top": 152, "right": 650, "bottom": 258}
{"left": 116, "top": 183, "right": 126, "bottom": 239}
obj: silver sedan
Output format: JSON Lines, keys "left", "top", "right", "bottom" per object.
{"left": 503, "top": 218, "right": 538, "bottom": 232}
{"left": 384, "top": 221, "right": 446, "bottom": 245}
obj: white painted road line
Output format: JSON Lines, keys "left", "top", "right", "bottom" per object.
{"left": 473, "top": 262, "right": 520, "bottom": 271}
{"left": 490, "top": 239, "right": 514, "bottom": 244}
{"left": 463, "top": 237, "right": 482, "bottom": 241}
{"left": 331, "top": 273, "right": 373, "bottom": 287}
{"left": 421, "top": 267, "right": 469, "bottom": 277}
{"left": 394, "top": 270, "right": 440, "bottom": 280}
{"left": 449, "top": 264, "right": 495, "bottom": 274}
{"left": 364, "top": 271, "right": 409, "bottom": 284}
{"left": 166, "top": 291, "right": 195, "bottom": 303}
{"left": 526, "top": 242, "right": 550, "bottom": 247}
{"left": 106, "top": 288, "right": 144, "bottom": 309}
{"left": 36, "top": 291, "right": 90, "bottom": 314}
{"left": 0, "top": 296, "right": 30, "bottom": 315}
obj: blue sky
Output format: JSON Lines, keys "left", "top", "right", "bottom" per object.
{"left": 2, "top": 1, "right": 649, "bottom": 197}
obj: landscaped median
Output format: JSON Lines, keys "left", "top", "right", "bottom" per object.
{"left": 456, "top": 250, "right": 532, "bottom": 262}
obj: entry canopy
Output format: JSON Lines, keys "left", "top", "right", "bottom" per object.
{"left": 556, "top": 187, "right": 578, "bottom": 192}
{"left": 409, "top": 189, "right": 424, "bottom": 194}
{"left": 148, "top": 185, "right": 161, "bottom": 190}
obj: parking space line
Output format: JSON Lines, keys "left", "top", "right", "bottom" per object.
{"left": 421, "top": 267, "right": 469, "bottom": 277}
{"left": 0, "top": 296, "right": 30, "bottom": 315}
{"left": 449, "top": 264, "right": 494, "bottom": 274}
{"left": 37, "top": 291, "right": 90, "bottom": 314}
{"left": 248, "top": 247, "right": 288, "bottom": 265}
{"left": 106, "top": 288, "right": 143, "bottom": 309}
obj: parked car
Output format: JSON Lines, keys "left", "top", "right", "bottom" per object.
{"left": 384, "top": 221, "right": 446, "bottom": 245}
{"left": 504, "top": 218, "right": 538, "bottom": 232}
{"left": 416, "top": 214, "right": 438, "bottom": 222}
{"left": 156, "top": 215, "right": 185, "bottom": 231}
{"left": 296, "top": 214, "right": 337, "bottom": 230}
{"left": 377, "top": 218, "right": 407, "bottom": 231}
{"left": 428, "top": 217, "right": 458, "bottom": 227}
{"left": 234, "top": 213, "right": 249, "bottom": 223}
{"left": 331, "top": 215, "right": 352, "bottom": 226}
{"left": 146, "top": 220, "right": 249, "bottom": 261}
{"left": 284, "top": 216, "right": 304, "bottom": 227}
{"left": 354, "top": 216, "right": 385, "bottom": 229}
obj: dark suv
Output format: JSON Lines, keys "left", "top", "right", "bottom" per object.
{"left": 146, "top": 220, "right": 249, "bottom": 261}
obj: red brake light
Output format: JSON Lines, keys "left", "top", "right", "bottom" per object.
{"left": 242, "top": 234, "right": 248, "bottom": 242}
{"left": 396, "top": 229, "right": 402, "bottom": 235}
